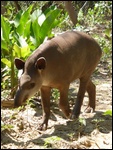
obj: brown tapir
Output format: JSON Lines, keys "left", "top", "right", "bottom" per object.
{"left": 14, "top": 31, "right": 102, "bottom": 130}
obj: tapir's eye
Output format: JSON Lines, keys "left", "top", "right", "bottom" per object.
{"left": 28, "top": 83, "right": 35, "bottom": 89}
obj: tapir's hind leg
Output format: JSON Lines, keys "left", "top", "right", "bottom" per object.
{"left": 85, "top": 79, "right": 96, "bottom": 113}
{"left": 59, "top": 85, "right": 71, "bottom": 118}
{"left": 71, "top": 76, "right": 90, "bottom": 119}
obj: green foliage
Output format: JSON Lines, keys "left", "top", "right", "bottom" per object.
{"left": 76, "top": 1, "right": 112, "bottom": 64}
{"left": 1, "top": 121, "right": 14, "bottom": 132}
{"left": 44, "top": 136, "right": 61, "bottom": 148}
{"left": 92, "top": 29, "right": 112, "bottom": 61}
{"left": 52, "top": 89, "right": 60, "bottom": 101}
{"left": 103, "top": 110, "right": 112, "bottom": 116}
{"left": 1, "top": 66, "right": 11, "bottom": 90}
{"left": 78, "top": 1, "right": 112, "bottom": 26}
{"left": 91, "top": 118, "right": 105, "bottom": 131}
{"left": 78, "top": 117, "right": 86, "bottom": 126}
{"left": 1, "top": 4, "right": 61, "bottom": 96}
{"left": 91, "top": 110, "right": 112, "bottom": 131}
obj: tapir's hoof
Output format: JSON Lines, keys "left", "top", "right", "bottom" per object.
{"left": 84, "top": 106, "right": 94, "bottom": 113}
{"left": 70, "top": 114, "right": 79, "bottom": 120}
{"left": 65, "top": 113, "right": 72, "bottom": 119}
{"left": 37, "top": 123, "right": 47, "bottom": 131}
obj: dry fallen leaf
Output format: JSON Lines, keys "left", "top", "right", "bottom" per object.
{"left": 1, "top": 99, "right": 14, "bottom": 108}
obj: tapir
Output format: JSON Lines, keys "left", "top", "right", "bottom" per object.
{"left": 14, "top": 31, "right": 102, "bottom": 130}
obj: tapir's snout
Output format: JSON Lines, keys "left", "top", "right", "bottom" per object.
{"left": 14, "top": 89, "right": 28, "bottom": 107}
{"left": 14, "top": 90, "right": 23, "bottom": 107}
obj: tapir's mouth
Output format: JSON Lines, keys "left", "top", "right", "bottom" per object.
{"left": 14, "top": 95, "right": 29, "bottom": 108}
{"left": 23, "top": 95, "right": 29, "bottom": 102}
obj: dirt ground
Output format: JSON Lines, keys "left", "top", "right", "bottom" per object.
{"left": 1, "top": 60, "right": 112, "bottom": 149}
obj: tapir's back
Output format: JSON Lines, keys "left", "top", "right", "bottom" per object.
{"left": 31, "top": 31, "right": 101, "bottom": 61}
{"left": 51, "top": 31, "right": 101, "bottom": 56}
{"left": 52, "top": 31, "right": 101, "bottom": 71}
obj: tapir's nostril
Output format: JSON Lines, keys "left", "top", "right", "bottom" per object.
{"left": 14, "top": 100, "right": 22, "bottom": 107}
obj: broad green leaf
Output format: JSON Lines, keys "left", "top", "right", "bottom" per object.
{"left": 21, "top": 46, "right": 31, "bottom": 58}
{"left": 12, "top": 31, "right": 20, "bottom": 46}
{"left": 20, "top": 5, "right": 33, "bottom": 24}
{"left": 1, "top": 40, "right": 8, "bottom": 51}
{"left": 16, "top": 23, "right": 24, "bottom": 35}
{"left": 1, "top": 28, "right": 3, "bottom": 40}
{"left": 30, "top": 36, "right": 37, "bottom": 47}
{"left": 43, "top": 5, "right": 56, "bottom": 16}
{"left": 1, "top": 58, "right": 11, "bottom": 68}
{"left": 38, "top": 14, "right": 46, "bottom": 26}
{"left": 50, "top": 17, "right": 63, "bottom": 29}
{"left": 16, "top": 5, "right": 33, "bottom": 35}
{"left": 31, "top": 9, "right": 42, "bottom": 22}
{"left": 18, "top": 36, "right": 28, "bottom": 47}
{"left": 39, "top": 9, "right": 61, "bottom": 39}
{"left": 1, "top": 15, "right": 11, "bottom": 42}
{"left": 26, "top": 37, "right": 36, "bottom": 50}
{"left": 14, "top": 44, "right": 30, "bottom": 58}
{"left": 32, "top": 20, "right": 42, "bottom": 47}
{"left": 13, "top": 44, "right": 21, "bottom": 57}
{"left": 24, "top": 20, "right": 31, "bottom": 38}
{"left": 13, "top": 10, "right": 23, "bottom": 27}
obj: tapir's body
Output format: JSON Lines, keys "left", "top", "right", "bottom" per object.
{"left": 14, "top": 31, "right": 102, "bottom": 130}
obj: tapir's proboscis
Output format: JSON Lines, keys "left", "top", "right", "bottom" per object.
{"left": 14, "top": 31, "right": 102, "bottom": 130}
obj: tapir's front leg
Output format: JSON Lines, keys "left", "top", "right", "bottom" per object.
{"left": 59, "top": 85, "right": 71, "bottom": 118}
{"left": 38, "top": 86, "right": 51, "bottom": 130}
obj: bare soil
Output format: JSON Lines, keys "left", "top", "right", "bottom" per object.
{"left": 1, "top": 60, "right": 112, "bottom": 149}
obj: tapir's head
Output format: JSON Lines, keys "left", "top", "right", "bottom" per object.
{"left": 14, "top": 57, "right": 46, "bottom": 107}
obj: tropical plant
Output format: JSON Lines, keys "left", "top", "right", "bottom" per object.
{"left": 1, "top": 4, "right": 62, "bottom": 97}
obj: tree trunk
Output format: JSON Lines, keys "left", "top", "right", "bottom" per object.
{"left": 14, "top": 1, "right": 21, "bottom": 12}
{"left": 64, "top": 1, "right": 78, "bottom": 26}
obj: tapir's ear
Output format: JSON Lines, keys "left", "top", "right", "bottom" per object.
{"left": 14, "top": 58, "right": 25, "bottom": 70}
{"left": 35, "top": 57, "right": 46, "bottom": 70}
